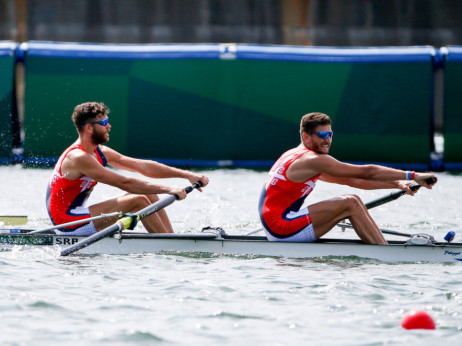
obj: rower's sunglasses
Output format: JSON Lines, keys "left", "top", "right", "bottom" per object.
{"left": 83, "top": 118, "right": 109, "bottom": 127}
{"left": 306, "top": 131, "right": 333, "bottom": 139}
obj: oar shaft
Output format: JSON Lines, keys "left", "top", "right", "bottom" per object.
{"left": 338, "top": 222, "right": 412, "bottom": 238}
{"left": 0, "top": 215, "right": 27, "bottom": 225}
{"left": 365, "top": 190, "right": 407, "bottom": 209}
{"left": 29, "top": 212, "right": 122, "bottom": 234}
{"left": 60, "top": 222, "right": 123, "bottom": 256}
{"left": 136, "top": 195, "right": 176, "bottom": 220}
{"left": 365, "top": 176, "right": 437, "bottom": 210}
{"left": 135, "top": 182, "right": 201, "bottom": 221}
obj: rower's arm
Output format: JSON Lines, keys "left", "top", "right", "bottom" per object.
{"left": 100, "top": 146, "right": 209, "bottom": 189}
{"left": 74, "top": 153, "right": 180, "bottom": 196}
{"left": 306, "top": 154, "right": 436, "bottom": 188}
{"left": 320, "top": 174, "right": 405, "bottom": 190}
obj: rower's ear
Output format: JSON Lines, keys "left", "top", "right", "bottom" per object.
{"left": 81, "top": 123, "right": 92, "bottom": 133}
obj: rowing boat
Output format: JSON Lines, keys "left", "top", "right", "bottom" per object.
{"left": 0, "top": 179, "right": 446, "bottom": 262}
{"left": 1, "top": 227, "right": 461, "bottom": 263}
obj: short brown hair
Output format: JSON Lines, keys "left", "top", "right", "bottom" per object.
{"left": 300, "top": 112, "right": 331, "bottom": 135}
{"left": 72, "top": 102, "right": 109, "bottom": 131}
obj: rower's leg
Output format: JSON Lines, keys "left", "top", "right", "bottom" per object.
{"left": 89, "top": 194, "right": 172, "bottom": 233}
{"left": 145, "top": 194, "right": 174, "bottom": 233}
{"left": 309, "top": 195, "right": 387, "bottom": 244}
{"left": 346, "top": 195, "right": 387, "bottom": 244}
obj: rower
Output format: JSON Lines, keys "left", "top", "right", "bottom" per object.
{"left": 258, "top": 112, "right": 438, "bottom": 245}
{"left": 46, "top": 102, "right": 209, "bottom": 236}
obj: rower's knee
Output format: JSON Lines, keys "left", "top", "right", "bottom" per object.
{"left": 146, "top": 194, "right": 160, "bottom": 203}
{"left": 131, "top": 194, "right": 151, "bottom": 209}
{"left": 344, "top": 194, "right": 365, "bottom": 213}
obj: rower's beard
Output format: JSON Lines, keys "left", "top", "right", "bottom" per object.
{"left": 91, "top": 131, "right": 109, "bottom": 145}
{"left": 311, "top": 143, "right": 330, "bottom": 154}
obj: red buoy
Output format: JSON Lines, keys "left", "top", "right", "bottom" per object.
{"left": 401, "top": 310, "right": 436, "bottom": 330}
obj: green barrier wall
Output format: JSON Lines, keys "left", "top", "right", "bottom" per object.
{"left": 24, "top": 57, "right": 132, "bottom": 161}
{"left": 0, "top": 42, "right": 16, "bottom": 161}
{"left": 23, "top": 43, "right": 435, "bottom": 167}
{"left": 442, "top": 47, "right": 462, "bottom": 169}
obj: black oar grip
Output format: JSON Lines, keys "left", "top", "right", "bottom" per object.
{"left": 409, "top": 184, "right": 420, "bottom": 192}
{"left": 426, "top": 176, "right": 437, "bottom": 184}
{"left": 174, "top": 181, "right": 203, "bottom": 199}
{"left": 185, "top": 180, "right": 204, "bottom": 193}
{"left": 409, "top": 176, "right": 437, "bottom": 192}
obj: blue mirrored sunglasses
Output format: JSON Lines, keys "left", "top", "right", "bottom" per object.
{"left": 83, "top": 118, "right": 109, "bottom": 127}
{"left": 306, "top": 131, "right": 333, "bottom": 139}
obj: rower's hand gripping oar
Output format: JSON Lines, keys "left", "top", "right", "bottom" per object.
{"left": 60, "top": 181, "right": 203, "bottom": 256}
{"left": 365, "top": 176, "right": 437, "bottom": 210}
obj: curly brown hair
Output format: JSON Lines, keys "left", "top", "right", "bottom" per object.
{"left": 72, "top": 102, "right": 109, "bottom": 131}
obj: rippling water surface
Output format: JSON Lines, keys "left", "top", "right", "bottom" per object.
{"left": 1, "top": 166, "right": 462, "bottom": 345}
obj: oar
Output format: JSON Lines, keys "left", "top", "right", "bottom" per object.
{"left": 338, "top": 222, "right": 412, "bottom": 238}
{"left": 60, "top": 181, "right": 203, "bottom": 256}
{"left": 337, "top": 222, "right": 455, "bottom": 245}
{"left": 0, "top": 215, "right": 28, "bottom": 225}
{"left": 365, "top": 176, "right": 437, "bottom": 210}
{"left": 28, "top": 212, "right": 123, "bottom": 234}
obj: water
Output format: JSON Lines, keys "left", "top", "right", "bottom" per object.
{"left": 1, "top": 166, "right": 462, "bottom": 345}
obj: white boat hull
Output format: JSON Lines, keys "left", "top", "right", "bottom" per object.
{"left": 1, "top": 230, "right": 461, "bottom": 263}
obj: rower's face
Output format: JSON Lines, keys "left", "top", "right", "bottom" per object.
{"left": 90, "top": 115, "right": 111, "bottom": 145}
{"left": 303, "top": 124, "right": 332, "bottom": 154}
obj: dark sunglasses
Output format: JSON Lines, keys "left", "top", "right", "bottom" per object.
{"left": 306, "top": 131, "right": 333, "bottom": 139}
{"left": 83, "top": 118, "right": 109, "bottom": 127}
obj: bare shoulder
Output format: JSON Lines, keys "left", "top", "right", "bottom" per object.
{"left": 287, "top": 151, "right": 324, "bottom": 181}
{"left": 295, "top": 150, "right": 334, "bottom": 167}
{"left": 70, "top": 148, "right": 118, "bottom": 182}
{"left": 61, "top": 148, "right": 93, "bottom": 179}
{"left": 67, "top": 148, "right": 101, "bottom": 168}
{"left": 299, "top": 150, "right": 320, "bottom": 161}
{"left": 289, "top": 151, "right": 347, "bottom": 181}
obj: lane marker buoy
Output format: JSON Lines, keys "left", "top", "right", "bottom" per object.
{"left": 401, "top": 310, "right": 436, "bottom": 330}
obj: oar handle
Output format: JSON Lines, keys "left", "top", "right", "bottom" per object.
{"left": 408, "top": 176, "right": 438, "bottom": 193}
{"left": 365, "top": 176, "right": 437, "bottom": 210}
{"left": 184, "top": 180, "right": 203, "bottom": 194}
